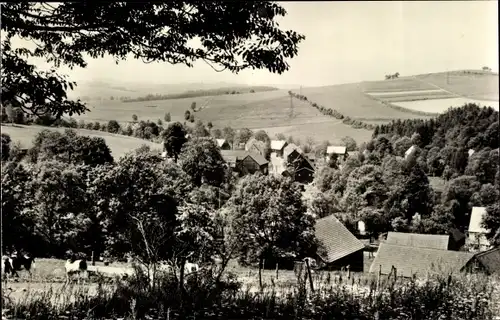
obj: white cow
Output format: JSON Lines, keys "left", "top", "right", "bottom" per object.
{"left": 65, "top": 259, "right": 88, "bottom": 285}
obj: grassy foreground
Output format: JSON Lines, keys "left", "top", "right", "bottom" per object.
{"left": 2, "top": 264, "right": 499, "bottom": 320}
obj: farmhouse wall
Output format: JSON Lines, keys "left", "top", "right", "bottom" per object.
{"left": 321, "top": 249, "right": 364, "bottom": 272}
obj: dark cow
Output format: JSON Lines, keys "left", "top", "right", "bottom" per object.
{"left": 2, "top": 253, "right": 35, "bottom": 279}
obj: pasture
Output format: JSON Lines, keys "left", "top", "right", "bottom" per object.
{"left": 1, "top": 124, "right": 163, "bottom": 160}
{"left": 2, "top": 256, "right": 376, "bottom": 304}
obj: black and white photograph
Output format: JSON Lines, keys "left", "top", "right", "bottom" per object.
{"left": 1, "top": 1, "right": 499, "bottom": 319}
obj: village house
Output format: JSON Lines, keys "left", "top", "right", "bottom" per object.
{"left": 325, "top": 145, "right": 348, "bottom": 163}
{"left": 315, "top": 215, "right": 365, "bottom": 272}
{"left": 469, "top": 246, "right": 500, "bottom": 275}
{"left": 467, "top": 206, "right": 492, "bottom": 252}
{"left": 216, "top": 138, "right": 231, "bottom": 150}
{"left": 468, "top": 149, "right": 475, "bottom": 157}
{"left": 270, "top": 140, "right": 288, "bottom": 158}
{"left": 283, "top": 144, "right": 315, "bottom": 184}
{"left": 220, "top": 150, "right": 268, "bottom": 176}
{"left": 244, "top": 138, "right": 267, "bottom": 157}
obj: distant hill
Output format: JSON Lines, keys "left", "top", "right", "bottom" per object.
{"left": 68, "top": 80, "right": 278, "bottom": 102}
{"left": 1, "top": 124, "right": 162, "bottom": 160}
{"left": 64, "top": 69, "right": 498, "bottom": 145}
{"left": 122, "top": 86, "right": 278, "bottom": 103}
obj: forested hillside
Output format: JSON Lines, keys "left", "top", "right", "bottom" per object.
{"left": 312, "top": 104, "right": 499, "bottom": 246}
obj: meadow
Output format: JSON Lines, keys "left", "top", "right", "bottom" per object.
{"left": 1, "top": 124, "right": 163, "bottom": 160}
{"left": 415, "top": 70, "right": 500, "bottom": 101}
{"left": 3, "top": 257, "right": 499, "bottom": 319}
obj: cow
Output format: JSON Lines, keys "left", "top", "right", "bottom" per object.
{"left": 65, "top": 257, "right": 88, "bottom": 285}
{"left": 2, "top": 253, "right": 35, "bottom": 280}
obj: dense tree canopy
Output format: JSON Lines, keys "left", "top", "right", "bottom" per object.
{"left": 2, "top": 2, "right": 304, "bottom": 117}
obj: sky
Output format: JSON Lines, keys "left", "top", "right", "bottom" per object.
{"left": 16, "top": 1, "right": 499, "bottom": 88}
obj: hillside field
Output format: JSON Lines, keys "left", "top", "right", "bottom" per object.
{"left": 72, "top": 89, "right": 375, "bottom": 144}
{"left": 62, "top": 70, "right": 499, "bottom": 145}
{"left": 1, "top": 124, "right": 163, "bottom": 160}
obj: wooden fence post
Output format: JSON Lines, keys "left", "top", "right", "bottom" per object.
{"left": 91, "top": 251, "right": 95, "bottom": 266}
{"left": 377, "top": 264, "right": 381, "bottom": 291}
{"left": 305, "top": 258, "right": 314, "bottom": 293}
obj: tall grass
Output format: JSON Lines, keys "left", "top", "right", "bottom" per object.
{"left": 2, "top": 268, "right": 498, "bottom": 320}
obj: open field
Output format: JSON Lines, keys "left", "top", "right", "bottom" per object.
{"left": 392, "top": 97, "right": 500, "bottom": 113}
{"left": 416, "top": 70, "right": 500, "bottom": 101}
{"left": 299, "top": 84, "right": 439, "bottom": 121}
{"left": 1, "top": 124, "right": 162, "bottom": 160}
{"left": 72, "top": 89, "right": 375, "bottom": 144}
{"left": 52, "top": 70, "right": 498, "bottom": 145}
{"left": 2, "top": 256, "right": 377, "bottom": 305}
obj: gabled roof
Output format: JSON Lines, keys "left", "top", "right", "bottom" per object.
{"left": 385, "top": 232, "right": 450, "bottom": 250}
{"left": 347, "top": 151, "right": 358, "bottom": 157}
{"left": 245, "top": 138, "right": 266, "bottom": 153}
{"left": 474, "top": 247, "right": 500, "bottom": 275}
{"left": 468, "top": 149, "right": 475, "bottom": 157}
{"left": 243, "top": 153, "right": 268, "bottom": 166}
{"left": 315, "top": 215, "right": 365, "bottom": 263}
{"left": 449, "top": 228, "right": 466, "bottom": 244}
{"left": 270, "top": 140, "right": 287, "bottom": 151}
{"left": 369, "top": 243, "right": 475, "bottom": 278}
{"left": 469, "top": 207, "right": 489, "bottom": 234}
{"left": 405, "top": 145, "right": 417, "bottom": 158}
{"left": 220, "top": 150, "right": 268, "bottom": 167}
{"left": 326, "top": 146, "right": 347, "bottom": 155}
{"left": 220, "top": 150, "right": 248, "bottom": 166}
{"left": 216, "top": 139, "right": 229, "bottom": 147}
{"left": 283, "top": 143, "right": 303, "bottom": 159}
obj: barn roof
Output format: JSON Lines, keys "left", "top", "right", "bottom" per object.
{"left": 243, "top": 153, "right": 268, "bottom": 166}
{"left": 474, "top": 247, "right": 500, "bottom": 275}
{"left": 221, "top": 150, "right": 268, "bottom": 167}
{"left": 216, "top": 139, "right": 228, "bottom": 147}
{"left": 270, "top": 140, "right": 287, "bottom": 151}
{"left": 315, "top": 215, "right": 365, "bottom": 263}
{"left": 326, "top": 146, "right": 347, "bottom": 155}
{"left": 469, "top": 207, "right": 489, "bottom": 234}
{"left": 385, "top": 232, "right": 450, "bottom": 250}
{"left": 369, "top": 243, "right": 474, "bottom": 278}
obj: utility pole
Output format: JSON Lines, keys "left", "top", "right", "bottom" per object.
{"left": 289, "top": 93, "right": 294, "bottom": 119}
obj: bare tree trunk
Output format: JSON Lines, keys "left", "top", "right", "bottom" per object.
{"left": 275, "top": 262, "right": 279, "bottom": 280}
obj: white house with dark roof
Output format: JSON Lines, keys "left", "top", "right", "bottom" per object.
{"left": 270, "top": 140, "right": 288, "bottom": 158}
{"left": 467, "top": 206, "right": 492, "bottom": 252}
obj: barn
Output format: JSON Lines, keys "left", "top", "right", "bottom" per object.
{"left": 314, "top": 215, "right": 365, "bottom": 272}
{"left": 467, "top": 246, "right": 500, "bottom": 275}
{"left": 385, "top": 232, "right": 451, "bottom": 250}
{"left": 369, "top": 242, "right": 475, "bottom": 278}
